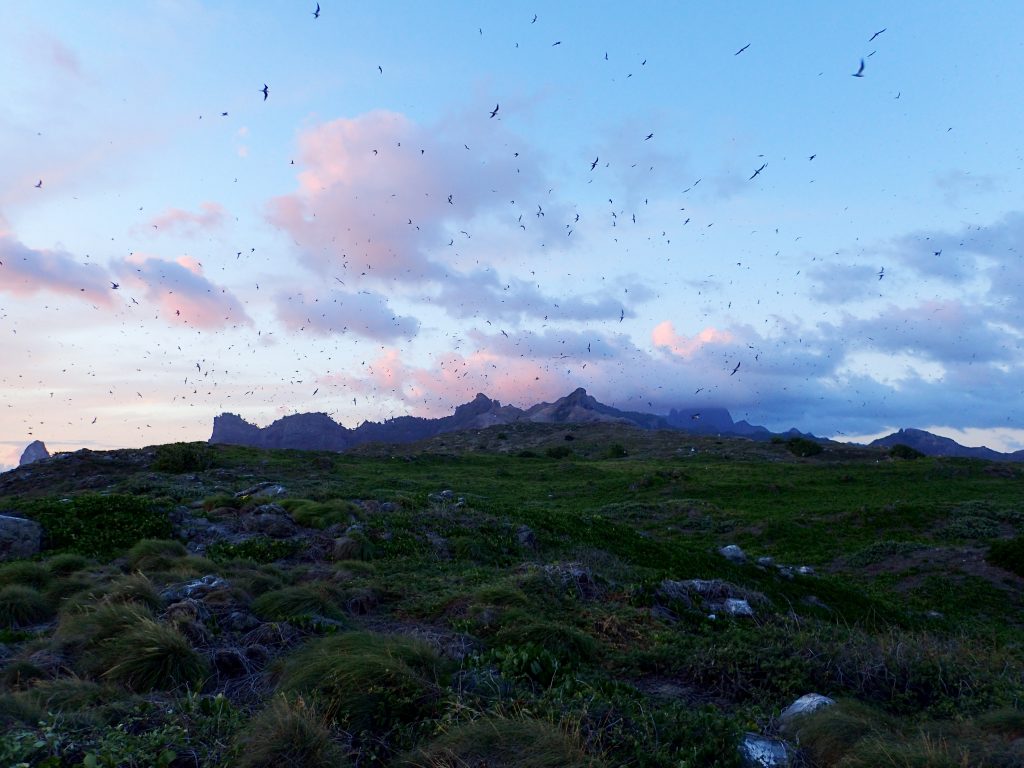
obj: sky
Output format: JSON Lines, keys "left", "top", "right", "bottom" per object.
{"left": 3, "top": 1, "right": 1024, "bottom": 470}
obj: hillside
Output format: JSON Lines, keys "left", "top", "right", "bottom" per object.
{"left": 0, "top": 424, "right": 1022, "bottom": 767}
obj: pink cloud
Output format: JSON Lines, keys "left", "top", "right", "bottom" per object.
{"left": 114, "top": 255, "right": 251, "bottom": 329}
{"left": 265, "top": 109, "right": 559, "bottom": 284}
{"left": 0, "top": 234, "right": 115, "bottom": 307}
{"left": 147, "top": 202, "right": 225, "bottom": 236}
{"left": 652, "top": 321, "right": 734, "bottom": 358}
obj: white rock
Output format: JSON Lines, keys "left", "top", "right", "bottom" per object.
{"left": 738, "top": 733, "right": 792, "bottom": 767}
{"left": 779, "top": 693, "right": 835, "bottom": 724}
{"left": 724, "top": 598, "right": 754, "bottom": 617}
{"left": 719, "top": 544, "right": 747, "bottom": 563}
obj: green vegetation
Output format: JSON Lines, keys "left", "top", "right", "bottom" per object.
{"left": 0, "top": 426, "right": 1021, "bottom": 766}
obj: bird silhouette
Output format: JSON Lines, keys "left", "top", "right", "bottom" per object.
{"left": 261, "top": 84, "right": 269, "bottom": 100}
{"left": 590, "top": 156, "right": 599, "bottom": 170}
{"left": 734, "top": 43, "right": 750, "bottom": 55}
{"left": 490, "top": 103, "right": 499, "bottom": 118}
{"left": 730, "top": 361, "right": 741, "bottom": 375}
{"left": 645, "top": 132, "right": 654, "bottom": 140}
{"left": 34, "top": 180, "right": 42, "bottom": 188}
{"left": 749, "top": 162, "right": 767, "bottom": 180}
{"left": 877, "top": 267, "right": 885, "bottom": 280}
{"left": 869, "top": 28, "right": 886, "bottom": 42}
{"left": 313, "top": 2, "right": 320, "bottom": 18}
{"left": 852, "top": 59, "right": 865, "bottom": 77}
{"left": 110, "top": 282, "right": 119, "bottom": 289}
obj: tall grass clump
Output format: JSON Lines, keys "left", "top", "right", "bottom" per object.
{"left": 0, "top": 585, "right": 52, "bottom": 628}
{"left": 251, "top": 584, "right": 347, "bottom": 622}
{"left": 96, "top": 618, "right": 208, "bottom": 692}
{"left": 404, "top": 716, "right": 601, "bottom": 767}
{"left": 277, "top": 631, "right": 448, "bottom": 733}
{"left": 233, "top": 695, "right": 344, "bottom": 768}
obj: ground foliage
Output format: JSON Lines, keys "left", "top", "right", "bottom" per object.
{"left": 0, "top": 424, "right": 1021, "bottom": 766}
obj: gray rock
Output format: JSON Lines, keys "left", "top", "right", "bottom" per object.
{"left": 796, "top": 565, "right": 815, "bottom": 576}
{"left": 756, "top": 556, "right": 775, "bottom": 567}
{"left": 516, "top": 524, "right": 537, "bottom": 549}
{"left": 19, "top": 441, "right": 50, "bottom": 466}
{"left": 779, "top": 693, "right": 835, "bottom": 725}
{"left": 241, "top": 504, "right": 297, "bottom": 538}
{"left": 738, "top": 733, "right": 792, "bottom": 767}
{"left": 0, "top": 514, "right": 43, "bottom": 561}
{"left": 160, "top": 574, "right": 228, "bottom": 602}
{"left": 724, "top": 598, "right": 754, "bottom": 617}
{"left": 234, "top": 482, "right": 286, "bottom": 498}
{"left": 719, "top": 544, "right": 747, "bottom": 563}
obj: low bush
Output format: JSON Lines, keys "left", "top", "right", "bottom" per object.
{"left": 27, "top": 494, "right": 172, "bottom": 559}
{"left": 545, "top": 445, "right": 573, "bottom": 459}
{"left": 251, "top": 584, "right": 346, "bottom": 622}
{"left": 0, "top": 561, "right": 52, "bottom": 590}
{"left": 889, "top": 443, "right": 925, "bottom": 460}
{"left": 0, "top": 585, "right": 52, "bottom": 628}
{"left": 281, "top": 498, "right": 360, "bottom": 529}
{"left": 987, "top": 535, "right": 1024, "bottom": 578}
{"left": 44, "top": 553, "right": 93, "bottom": 576}
{"left": 97, "top": 618, "right": 209, "bottom": 692}
{"left": 404, "top": 716, "right": 600, "bottom": 767}
{"left": 207, "top": 536, "right": 301, "bottom": 564}
{"left": 152, "top": 442, "right": 214, "bottom": 473}
{"left": 785, "top": 437, "right": 823, "bottom": 457}
{"left": 277, "top": 631, "right": 448, "bottom": 734}
{"left": 126, "top": 539, "right": 188, "bottom": 572}
{"left": 233, "top": 695, "right": 344, "bottom": 768}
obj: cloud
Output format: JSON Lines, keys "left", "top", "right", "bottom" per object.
{"left": 274, "top": 288, "right": 420, "bottom": 341}
{"left": 146, "top": 202, "right": 225, "bottom": 236}
{"left": 934, "top": 169, "right": 997, "bottom": 205}
{"left": 652, "top": 321, "right": 735, "bottom": 358}
{"left": 265, "top": 109, "right": 564, "bottom": 284}
{"left": 0, "top": 234, "right": 115, "bottom": 306}
{"left": 114, "top": 255, "right": 251, "bottom": 328}
{"left": 805, "top": 262, "right": 882, "bottom": 303}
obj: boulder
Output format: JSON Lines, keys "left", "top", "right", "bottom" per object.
{"left": 19, "top": 441, "right": 50, "bottom": 466}
{"left": 0, "top": 514, "right": 43, "bottom": 561}
{"left": 779, "top": 693, "right": 835, "bottom": 726}
{"left": 719, "top": 544, "right": 747, "bottom": 563}
{"left": 738, "top": 733, "right": 793, "bottom": 767}
{"left": 657, "top": 578, "right": 764, "bottom": 619}
{"left": 241, "top": 503, "right": 297, "bottom": 538}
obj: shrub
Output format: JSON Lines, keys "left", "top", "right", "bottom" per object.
{"left": 251, "top": 584, "right": 346, "bottom": 622}
{"left": 545, "top": 445, "right": 573, "bottom": 459}
{"left": 889, "top": 443, "right": 925, "bottom": 460}
{"left": 785, "top": 437, "right": 823, "bottom": 457}
{"left": 277, "top": 631, "right": 448, "bottom": 733}
{"left": 987, "top": 535, "right": 1024, "bottom": 578}
{"left": 0, "top": 585, "right": 52, "bottom": 628}
{"left": 606, "top": 444, "right": 627, "bottom": 458}
{"left": 152, "top": 442, "right": 214, "bottom": 473}
{"left": 281, "top": 498, "right": 360, "bottom": 529}
{"left": 97, "top": 618, "right": 209, "bottom": 692}
{"left": 233, "top": 695, "right": 344, "bottom": 768}
{"left": 404, "top": 716, "right": 599, "bottom": 767}
{"left": 126, "top": 539, "right": 188, "bottom": 572}
{"left": 44, "top": 553, "right": 92, "bottom": 576}
{"left": 0, "top": 561, "right": 52, "bottom": 590}
{"left": 27, "top": 494, "right": 172, "bottom": 559}
{"left": 207, "top": 537, "right": 301, "bottom": 564}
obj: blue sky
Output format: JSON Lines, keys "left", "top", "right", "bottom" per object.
{"left": 3, "top": 1, "right": 1024, "bottom": 468}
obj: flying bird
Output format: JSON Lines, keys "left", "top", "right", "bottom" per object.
{"left": 734, "top": 43, "right": 750, "bottom": 55}
{"left": 110, "top": 282, "right": 119, "bottom": 289}
{"left": 869, "top": 28, "right": 886, "bottom": 42}
{"left": 645, "top": 132, "right": 654, "bottom": 140}
{"left": 489, "top": 103, "right": 499, "bottom": 118}
{"left": 590, "top": 156, "right": 599, "bottom": 170}
{"left": 852, "top": 59, "right": 865, "bottom": 77}
{"left": 730, "top": 361, "right": 741, "bottom": 376}
{"left": 877, "top": 267, "right": 885, "bottom": 280}
{"left": 261, "top": 83, "right": 269, "bottom": 100}
{"left": 34, "top": 180, "right": 42, "bottom": 188}
{"left": 531, "top": 14, "right": 537, "bottom": 23}
{"left": 551, "top": 40, "right": 561, "bottom": 46}
{"left": 313, "top": 2, "right": 320, "bottom": 18}
{"left": 749, "top": 162, "right": 767, "bottom": 180}
{"left": 619, "top": 309, "right": 625, "bottom": 322}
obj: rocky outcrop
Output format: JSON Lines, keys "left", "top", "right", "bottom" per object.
{"left": 870, "top": 427, "right": 1024, "bottom": 462}
{"left": 208, "top": 388, "right": 779, "bottom": 452}
{"left": 0, "top": 514, "right": 43, "bottom": 561}
{"left": 18, "top": 440, "right": 50, "bottom": 466}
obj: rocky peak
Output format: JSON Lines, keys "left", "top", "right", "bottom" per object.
{"left": 19, "top": 440, "right": 50, "bottom": 466}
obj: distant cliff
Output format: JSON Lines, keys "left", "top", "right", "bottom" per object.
{"left": 870, "top": 428, "right": 1024, "bottom": 462}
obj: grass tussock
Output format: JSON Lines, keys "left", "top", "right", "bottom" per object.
{"left": 251, "top": 584, "right": 347, "bottom": 622}
{"left": 277, "top": 631, "right": 448, "bottom": 733}
{"left": 233, "top": 694, "right": 345, "bottom": 768}
{"left": 125, "top": 538, "right": 189, "bottom": 571}
{"left": 403, "top": 716, "right": 602, "bottom": 767}
{"left": 97, "top": 618, "right": 209, "bottom": 692}
{"left": 0, "top": 585, "right": 53, "bottom": 628}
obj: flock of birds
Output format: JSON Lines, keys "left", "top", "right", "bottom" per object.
{"left": 12, "top": 5, "right": 955, "bottom": 444}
